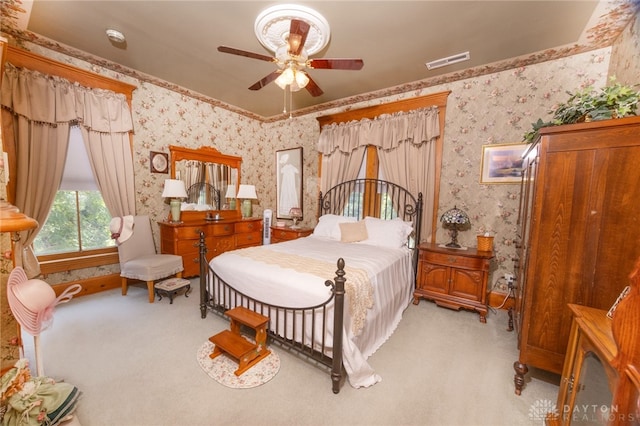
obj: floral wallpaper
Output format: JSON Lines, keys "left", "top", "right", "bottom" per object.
{"left": 609, "top": 6, "right": 640, "bottom": 86}
{"left": 0, "top": 138, "right": 21, "bottom": 371}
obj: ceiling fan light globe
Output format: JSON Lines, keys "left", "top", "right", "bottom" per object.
{"left": 295, "top": 70, "right": 309, "bottom": 89}
{"left": 275, "top": 67, "right": 295, "bottom": 89}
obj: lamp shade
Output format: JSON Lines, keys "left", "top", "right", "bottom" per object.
{"left": 236, "top": 184, "right": 257, "bottom": 200}
{"left": 440, "top": 205, "right": 471, "bottom": 248}
{"left": 162, "top": 179, "right": 187, "bottom": 198}
{"left": 225, "top": 185, "right": 237, "bottom": 198}
{"left": 440, "top": 206, "right": 470, "bottom": 226}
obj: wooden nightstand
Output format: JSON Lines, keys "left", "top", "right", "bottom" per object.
{"left": 270, "top": 226, "right": 313, "bottom": 243}
{"left": 413, "top": 243, "right": 493, "bottom": 322}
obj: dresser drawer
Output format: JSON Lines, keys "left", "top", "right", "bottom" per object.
{"left": 421, "top": 251, "right": 484, "bottom": 270}
{"left": 176, "top": 238, "right": 202, "bottom": 253}
{"left": 235, "top": 232, "right": 261, "bottom": 248}
{"left": 208, "top": 222, "right": 234, "bottom": 236}
{"left": 173, "top": 225, "right": 205, "bottom": 240}
{"left": 235, "top": 220, "right": 261, "bottom": 234}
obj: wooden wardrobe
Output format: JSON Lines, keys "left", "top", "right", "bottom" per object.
{"left": 512, "top": 116, "right": 640, "bottom": 395}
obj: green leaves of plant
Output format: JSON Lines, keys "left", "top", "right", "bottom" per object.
{"left": 523, "top": 78, "right": 639, "bottom": 143}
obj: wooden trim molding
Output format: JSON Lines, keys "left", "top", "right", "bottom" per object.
{"left": 52, "top": 273, "right": 121, "bottom": 298}
{"left": 316, "top": 91, "right": 450, "bottom": 127}
{"left": 6, "top": 45, "right": 136, "bottom": 102}
{"left": 315, "top": 91, "right": 451, "bottom": 240}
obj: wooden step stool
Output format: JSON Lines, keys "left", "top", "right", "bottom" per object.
{"left": 209, "top": 306, "right": 270, "bottom": 376}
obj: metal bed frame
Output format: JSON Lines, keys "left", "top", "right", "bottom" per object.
{"left": 199, "top": 178, "right": 422, "bottom": 393}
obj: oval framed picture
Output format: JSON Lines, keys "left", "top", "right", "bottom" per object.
{"left": 150, "top": 151, "right": 169, "bottom": 174}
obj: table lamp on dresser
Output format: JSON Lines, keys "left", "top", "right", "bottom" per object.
{"left": 162, "top": 179, "right": 187, "bottom": 223}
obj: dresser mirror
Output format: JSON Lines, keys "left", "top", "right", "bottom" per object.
{"left": 169, "top": 145, "right": 242, "bottom": 221}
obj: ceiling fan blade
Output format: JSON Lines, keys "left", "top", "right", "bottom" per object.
{"left": 218, "top": 46, "right": 275, "bottom": 63}
{"left": 308, "top": 58, "right": 364, "bottom": 70}
{"left": 305, "top": 75, "right": 324, "bottom": 97}
{"left": 288, "top": 19, "right": 310, "bottom": 57}
{"left": 248, "top": 70, "right": 282, "bottom": 91}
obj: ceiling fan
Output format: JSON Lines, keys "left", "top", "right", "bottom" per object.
{"left": 218, "top": 18, "right": 363, "bottom": 97}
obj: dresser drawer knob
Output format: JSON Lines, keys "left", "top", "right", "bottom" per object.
{"left": 191, "top": 257, "right": 198, "bottom": 264}
{"left": 448, "top": 256, "right": 457, "bottom": 263}
{"left": 192, "top": 242, "right": 199, "bottom": 248}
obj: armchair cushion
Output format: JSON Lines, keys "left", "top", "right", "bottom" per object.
{"left": 120, "top": 254, "right": 184, "bottom": 282}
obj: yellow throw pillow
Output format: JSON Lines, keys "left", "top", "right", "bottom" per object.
{"left": 339, "top": 220, "right": 368, "bottom": 243}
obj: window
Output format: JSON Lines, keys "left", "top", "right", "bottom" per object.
{"left": 34, "top": 126, "right": 115, "bottom": 259}
{"left": 342, "top": 148, "right": 399, "bottom": 219}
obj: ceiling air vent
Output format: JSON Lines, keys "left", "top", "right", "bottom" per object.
{"left": 425, "top": 51, "right": 470, "bottom": 70}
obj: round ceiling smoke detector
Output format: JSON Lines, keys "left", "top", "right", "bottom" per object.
{"left": 105, "top": 29, "right": 126, "bottom": 44}
{"left": 254, "top": 4, "right": 330, "bottom": 56}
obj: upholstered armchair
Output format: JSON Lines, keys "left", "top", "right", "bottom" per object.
{"left": 116, "top": 215, "right": 184, "bottom": 303}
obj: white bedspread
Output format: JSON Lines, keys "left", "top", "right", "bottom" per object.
{"left": 209, "top": 235, "right": 414, "bottom": 388}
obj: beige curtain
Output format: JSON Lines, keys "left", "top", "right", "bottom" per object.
{"left": 317, "top": 106, "right": 440, "bottom": 241}
{"left": 1, "top": 64, "right": 135, "bottom": 276}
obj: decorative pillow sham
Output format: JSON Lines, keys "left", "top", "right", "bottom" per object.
{"left": 339, "top": 220, "right": 369, "bottom": 243}
{"left": 313, "top": 214, "right": 358, "bottom": 240}
{"left": 360, "top": 216, "right": 413, "bottom": 248}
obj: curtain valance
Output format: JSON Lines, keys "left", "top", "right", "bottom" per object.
{"left": 1, "top": 64, "right": 133, "bottom": 133}
{"left": 317, "top": 106, "right": 439, "bottom": 155}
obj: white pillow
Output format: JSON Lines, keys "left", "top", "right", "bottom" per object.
{"left": 360, "top": 217, "right": 414, "bottom": 248}
{"left": 313, "top": 214, "right": 358, "bottom": 240}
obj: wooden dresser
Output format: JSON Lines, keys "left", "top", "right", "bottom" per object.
{"left": 159, "top": 217, "right": 262, "bottom": 277}
{"left": 512, "top": 116, "right": 640, "bottom": 395}
{"left": 270, "top": 226, "right": 313, "bottom": 243}
{"left": 413, "top": 243, "right": 493, "bottom": 323}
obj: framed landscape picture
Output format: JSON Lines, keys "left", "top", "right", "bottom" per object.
{"left": 480, "top": 143, "right": 527, "bottom": 184}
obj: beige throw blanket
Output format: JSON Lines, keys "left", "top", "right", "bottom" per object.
{"left": 235, "top": 246, "right": 373, "bottom": 335}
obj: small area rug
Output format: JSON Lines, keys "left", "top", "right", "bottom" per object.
{"left": 196, "top": 341, "right": 280, "bottom": 389}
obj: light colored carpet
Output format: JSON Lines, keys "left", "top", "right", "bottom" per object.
{"left": 22, "top": 279, "right": 560, "bottom": 426}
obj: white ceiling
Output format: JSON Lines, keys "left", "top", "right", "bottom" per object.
{"left": 4, "top": 1, "right": 635, "bottom": 119}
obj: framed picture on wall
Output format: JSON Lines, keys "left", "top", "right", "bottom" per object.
{"left": 150, "top": 151, "right": 169, "bottom": 174}
{"left": 480, "top": 143, "right": 527, "bottom": 184}
{"left": 276, "top": 147, "right": 303, "bottom": 220}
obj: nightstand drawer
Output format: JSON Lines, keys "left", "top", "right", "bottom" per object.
{"left": 421, "top": 251, "right": 484, "bottom": 270}
{"left": 271, "top": 226, "right": 313, "bottom": 242}
{"left": 271, "top": 228, "right": 293, "bottom": 240}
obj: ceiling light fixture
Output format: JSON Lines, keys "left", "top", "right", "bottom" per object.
{"left": 105, "top": 28, "right": 126, "bottom": 44}
{"left": 275, "top": 66, "right": 309, "bottom": 91}
{"left": 425, "top": 51, "right": 470, "bottom": 70}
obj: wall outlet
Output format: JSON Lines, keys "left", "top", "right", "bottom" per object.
{"left": 504, "top": 273, "right": 515, "bottom": 284}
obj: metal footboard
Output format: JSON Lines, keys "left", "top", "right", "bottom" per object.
{"left": 198, "top": 232, "right": 346, "bottom": 394}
